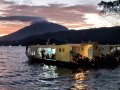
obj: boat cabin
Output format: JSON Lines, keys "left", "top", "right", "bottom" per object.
{"left": 26, "top": 45, "right": 56, "bottom": 59}
{"left": 55, "top": 43, "right": 100, "bottom": 62}
{"left": 26, "top": 43, "right": 100, "bottom": 63}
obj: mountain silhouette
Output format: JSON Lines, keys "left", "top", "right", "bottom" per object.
{"left": 0, "top": 21, "right": 68, "bottom": 41}
{"left": 0, "top": 22, "right": 120, "bottom": 46}
{"left": 20, "top": 26, "right": 120, "bottom": 45}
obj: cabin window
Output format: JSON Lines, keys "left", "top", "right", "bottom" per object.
{"left": 62, "top": 48, "right": 65, "bottom": 52}
{"left": 59, "top": 48, "right": 61, "bottom": 52}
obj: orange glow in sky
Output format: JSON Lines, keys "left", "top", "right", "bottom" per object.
{"left": 0, "top": 21, "right": 30, "bottom": 35}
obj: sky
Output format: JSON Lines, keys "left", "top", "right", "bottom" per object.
{"left": 0, "top": 0, "right": 119, "bottom": 36}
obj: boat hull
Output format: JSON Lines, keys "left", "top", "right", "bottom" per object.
{"left": 27, "top": 55, "right": 81, "bottom": 69}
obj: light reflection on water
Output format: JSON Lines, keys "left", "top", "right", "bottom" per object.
{"left": 72, "top": 70, "right": 90, "bottom": 90}
{"left": 0, "top": 46, "right": 119, "bottom": 90}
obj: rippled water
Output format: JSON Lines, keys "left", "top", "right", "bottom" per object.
{"left": 0, "top": 46, "right": 120, "bottom": 90}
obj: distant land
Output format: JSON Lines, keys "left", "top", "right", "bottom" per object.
{"left": 0, "top": 21, "right": 120, "bottom": 46}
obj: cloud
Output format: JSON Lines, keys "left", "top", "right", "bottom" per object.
{"left": 3, "top": 0, "right": 114, "bottom": 7}
{"left": 0, "top": 0, "right": 100, "bottom": 30}
{"left": 3, "top": 0, "right": 98, "bottom": 6}
{"left": 0, "top": 0, "right": 115, "bottom": 36}
{"left": 0, "top": 15, "right": 47, "bottom": 35}
{"left": 0, "top": 16, "right": 46, "bottom": 22}
{"left": 1, "top": 4, "right": 99, "bottom": 24}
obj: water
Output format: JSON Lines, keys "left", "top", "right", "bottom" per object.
{"left": 0, "top": 46, "right": 120, "bottom": 90}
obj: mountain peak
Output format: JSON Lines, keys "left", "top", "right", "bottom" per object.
{"left": 0, "top": 21, "right": 68, "bottom": 41}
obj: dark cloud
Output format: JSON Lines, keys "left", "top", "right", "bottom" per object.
{"left": 0, "top": 16, "right": 46, "bottom": 22}
{"left": 2, "top": 0, "right": 15, "bottom": 4}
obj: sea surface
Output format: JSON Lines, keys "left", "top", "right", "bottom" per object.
{"left": 0, "top": 46, "right": 120, "bottom": 90}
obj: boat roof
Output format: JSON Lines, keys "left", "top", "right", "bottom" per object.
{"left": 28, "top": 42, "right": 97, "bottom": 48}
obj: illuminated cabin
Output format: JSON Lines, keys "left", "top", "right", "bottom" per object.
{"left": 26, "top": 42, "right": 100, "bottom": 63}
{"left": 26, "top": 45, "right": 56, "bottom": 59}
{"left": 55, "top": 43, "right": 100, "bottom": 62}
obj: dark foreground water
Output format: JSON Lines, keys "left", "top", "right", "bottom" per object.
{"left": 0, "top": 46, "right": 120, "bottom": 90}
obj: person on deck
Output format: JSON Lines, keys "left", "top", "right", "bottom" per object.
{"left": 41, "top": 49, "right": 45, "bottom": 59}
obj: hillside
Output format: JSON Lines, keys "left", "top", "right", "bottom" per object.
{"left": 0, "top": 24, "right": 120, "bottom": 45}
{"left": 0, "top": 21, "right": 68, "bottom": 41}
{"left": 20, "top": 26, "right": 120, "bottom": 45}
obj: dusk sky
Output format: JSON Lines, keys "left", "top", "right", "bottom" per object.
{"left": 0, "top": 0, "right": 119, "bottom": 36}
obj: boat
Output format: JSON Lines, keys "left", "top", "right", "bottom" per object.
{"left": 25, "top": 43, "right": 101, "bottom": 68}
{"left": 26, "top": 42, "right": 120, "bottom": 68}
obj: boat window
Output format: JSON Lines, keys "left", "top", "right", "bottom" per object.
{"left": 62, "top": 48, "right": 65, "bottom": 52}
{"left": 59, "top": 48, "right": 61, "bottom": 52}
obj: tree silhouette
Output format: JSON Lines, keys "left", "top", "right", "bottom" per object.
{"left": 98, "top": 0, "right": 120, "bottom": 27}
{"left": 98, "top": 0, "right": 120, "bottom": 14}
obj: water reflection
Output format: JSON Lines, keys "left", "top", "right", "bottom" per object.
{"left": 72, "top": 70, "right": 91, "bottom": 90}
{"left": 40, "top": 65, "right": 58, "bottom": 79}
